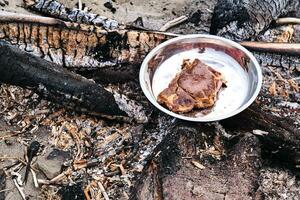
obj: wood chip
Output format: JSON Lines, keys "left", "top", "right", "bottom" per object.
{"left": 84, "top": 184, "right": 92, "bottom": 200}
{"left": 119, "top": 164, "right": 126, "bottom": 176}
{"left": 269, "top": 81, "right": 277, "bottom": 96}
{"left": 288, "top": 79, "right": 299, "bottom": 92}
{"left": 275, "top": 26, "right": 294, "bottom": 43}
{"left": 98, "top": 181, "right": 110, "bottom": 200}
{"left": 159, "top": 15, "right": 188, "bottom": 31}
{"left": 191, "top": 161, "right": 206, "bottom": 170}
{"left": 253, "top": 130, "right": 269, "bottom": 136}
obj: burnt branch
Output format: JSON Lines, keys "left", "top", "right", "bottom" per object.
{"left": 0, "top": 41, "right": 148, "bottom": 122}
{"left": 23, "top": 0, "right": 119, "bottom": 29}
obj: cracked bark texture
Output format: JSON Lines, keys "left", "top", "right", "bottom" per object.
{"left": 133, "top": 125, "right": 262, "bottom": 200}
{"left": 0, "top": 20, "right": 170, "bottom": 70}
{"left": 252, "top": 24, "right": 300, "bottom": 71}
{"left": 282, "top": 0, "right": 300, "bottom": 17}
{"left": 211, "top": 0, "right": 289, "bottom": 40}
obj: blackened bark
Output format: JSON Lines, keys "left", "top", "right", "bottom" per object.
{"left": 76, "top": 64, "right": 139, "bottom": 84}
{"left": 24, "top": 0, "right": 119, "bottom": 29}
{"left": 0, "top": 41, "right": 129, "bottom": 119}
{"left": 0, "top": 170, "right": 5, "bottom": 200}
{"left": 221, "top": 105, "right": 300, "bottom": 165}
{"left": 132, "top": 124, "right": 262, "bottom": 200}
{"left": 211, "top": 0, "right": 289, "bottom": 40}
{"left": 281, "top": 0, "right": 300, "bottom": 17}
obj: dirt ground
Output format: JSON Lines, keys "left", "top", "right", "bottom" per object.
{"left": 0, "top": 0, "right": 300, "bottom": 200}
{"left": 2, "top": 0, "right": 196, "bottom": 30}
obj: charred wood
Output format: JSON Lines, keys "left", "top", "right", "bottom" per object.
{"left": 23, "top": 0, "right": 119, "bottom": 29}
{"left": 0, "top": 170, "right": 5, "bottom": 200}
{"left": 0, "top": 12, "right": 171, "bottom": 73}
{"left": 211, "top": 0, "right": 289, "bottom": 40}
{"left": 221, "top": 105, "right": 300, "bottom": 165}
{"left": 281, "top": 0, "right": 300, "bottom": 18}
{"left": 0, "top": 41, "right": 148, "bottom": 122}
{"left": 132, "top": 124, "right": 262, "bottom": 200}
{"left": 76, "top": 64, "right": 139, "bottom": 84}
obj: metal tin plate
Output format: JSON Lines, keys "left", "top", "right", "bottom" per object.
{"left": 139, "top": 34, "right": 262, "bottom": 122}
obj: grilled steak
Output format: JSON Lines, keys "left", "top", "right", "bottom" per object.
{"left": 158, "top": 59, "right": 224, "bottom": 113}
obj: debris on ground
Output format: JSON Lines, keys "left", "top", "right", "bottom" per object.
{"left": 104, "top": 1, "right": 117, "bottom": 13}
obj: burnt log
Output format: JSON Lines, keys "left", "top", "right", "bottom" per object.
{"left": 281, "top": 0, "right": 300, "bottom": 18}
{"left": 132, "top": 124, "right": 262, "bottom": 200}
{"left": 0, "top": 11, "right": 170, "bottom": 73}
{"left": 0, "top": 41, "right": 148, "bottom": 122}
{"left": 221, "top": 105, "right": 300, "bottom": 165}
{"left": 210, "top": 0, "right": 289, "bottom": 40}
{"left": 132, "top": 109, "right": 299, "bottom": 199}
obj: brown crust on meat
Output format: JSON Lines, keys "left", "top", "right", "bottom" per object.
{"left": 158, "top": 59, "right": 224, "bottom": 113}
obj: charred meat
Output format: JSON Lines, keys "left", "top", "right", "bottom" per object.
{"left": 157, "top": 59, "right": 224, "bottom": 113}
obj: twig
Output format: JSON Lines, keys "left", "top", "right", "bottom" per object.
{"left": 49, "top": 169, "right": 70, "bottom": 183}
{"left": 276, "top": 17, "right": 300, "bottom": 25}
{"left": 78, "top": 0, "right": 82, "bottom": 10}
{"left": 0, "top": 131, "right": 21, "bottom": 140}
{"left": 0, "top": 157, "right": 28, "bottom": 168}
{"left": 11, "top": 162, "right": 23, "bottom": 172}
{"left": 38, "top": 169, "right": 72, "bottom": 185}
{"left": 0, "top": 188, "right": 11, "bottom": 193}
{"left": 212, "top": 122, "right": 233, "bottom": 139}
{"left": 112, "top": 164, "right": 126, "bottom": 176}
{"left": 68, "top": 130, "right": 81, "bottom": 160}
{"left": 30, "top": 168, "right": 39, "bottom": 188}
{"left": 159, "top": 15, "right": 188, "bottom": 31}
{"left": 239, "top": 41, "right": 300, "bottom": 56}
{"left": 252, "top": 130, "right": 269, "bottom": 136}
{"left": 0, "top": 156, "right": 19, "bottom": 160}
{"left": 98, "top": 181, "right": 110, "bottom": 200}
{"left": 0, "top": 10, "right": 65, "bottom": 26}
{"left": 191, "top": 160, "right": 206, "bottom": 170}
{"left": 13, "top": 179, "right": 26, "bottom": 200}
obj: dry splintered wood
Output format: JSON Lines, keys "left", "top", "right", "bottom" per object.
{"left": 0, "top": 41, "right": 129, "bottom": 120}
